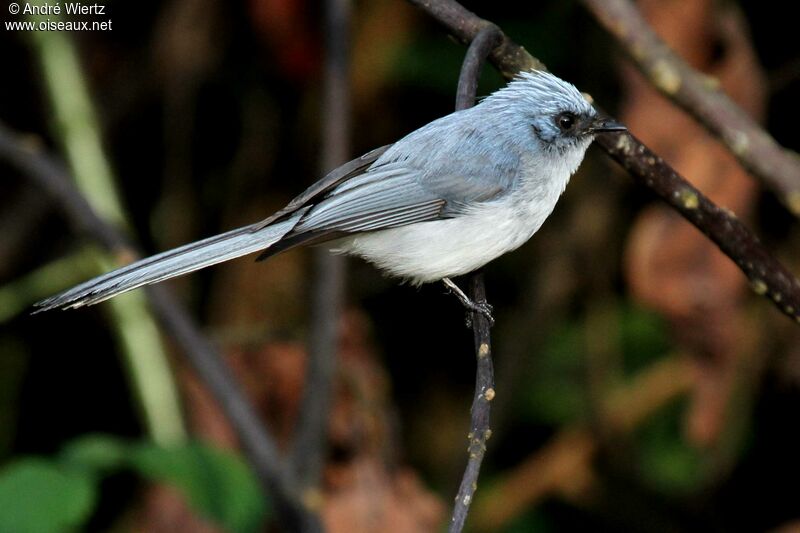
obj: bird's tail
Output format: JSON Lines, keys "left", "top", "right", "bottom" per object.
{"left": 34, "top": 209, "right": 308, "bottom": 312}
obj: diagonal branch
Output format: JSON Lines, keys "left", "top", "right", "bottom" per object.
{"left": 449, "top": 26, "right": 502, "bottom": 533}
{"left": 595, "top": 132, "right": 800, "bottom": 321}
{"left": 580, "top": 0, "right": 800, "bottom": 216}
{"left": 407, "top": 0, "right": 800, "bottom": 326}
{"left": 0, "top": 122, "right": 319, "bottom": 531}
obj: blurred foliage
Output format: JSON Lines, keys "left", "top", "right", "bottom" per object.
{"left": 0, "top": 458, "right": 94, "bottom": 533}
{"left": 635, "top": 400, "right": 705, "bottom": 495}
{"left": 517, "top": 302, "right": 712, "bottom": 498}
{"left": 523, "top": 303, "right": 669, "bottom": 425}
{"left": 505, "top": 509, "right": 556, "bottom": 533}
{"left": 0, "top": 436, "right": 268, "bottom": 533}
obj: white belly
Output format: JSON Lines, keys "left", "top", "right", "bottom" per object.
{"left": 334, "top": 196, "right": 553, "bottom": 284}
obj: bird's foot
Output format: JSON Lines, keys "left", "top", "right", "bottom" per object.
{"left": 463, "top": 300, "right": 494, "bottom": 328}
{"left": 442, "top": 277, "right": 495, "bottom": 327}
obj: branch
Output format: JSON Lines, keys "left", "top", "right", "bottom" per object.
{"left": 580, "top": 0, "right": 800, "bottom": 216}
{"left": 407, "top": 0, "right": 800, "bottom": 326}
{"left": 0, "top": 122, "right": 320, "bottom": 531}
{"left": 596, "top": 132, "right": 800, "bottom": 322}
{"left": 449, "top": 26, "right": 501, "bottom": 533}
{"left": 290, "top": 0, "right": 352, "bottom": 503}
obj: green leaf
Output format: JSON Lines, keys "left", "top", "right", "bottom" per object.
{"left": 60, "top": 435, "right": 268, "bottom": 532}
{"left": 130, "top": 442, "right": 268, "bottom": 533}
{"left": 619, "top": 305, "right": 669, "bottom": 375}
{"left": 635, "top": 401, "right": 705, "bottom": 495}
{"left": 639, "top": 439, "right": 703, "bottom": 495}
{"left": 59, "top": 433, "right": 129, "bottom": 475}
{"left": 0, "top": 458, "right": 95, "bottom": 533}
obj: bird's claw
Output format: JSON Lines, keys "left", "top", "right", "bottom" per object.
{"left": 442, "top": 277, "right": 495, "bottom": 328}
{"left": 464, "top": 300, "right": 494, "bottom": 328}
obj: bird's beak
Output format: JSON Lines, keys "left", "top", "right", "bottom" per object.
{"left": 588, "top": 116, "right": 627, "bottom": 133}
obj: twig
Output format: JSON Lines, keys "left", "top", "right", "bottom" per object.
{"left": 0, "top": 122, "right": 319, "bottom": 531}
{"left": 449, "top": 27, "right": 501, "bottom": 533}
{"left": 291, "top": 0, "right": 352, "bottom": 509}
{"left": 407, "top": 0, "right": 800, "bottom": 325}
{"left": 580, "top": 0, "right": 800, "bottom": 216}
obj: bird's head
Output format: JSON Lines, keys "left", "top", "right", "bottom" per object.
{"left": 484, "top": 70, "right": 625, "bottom": 157}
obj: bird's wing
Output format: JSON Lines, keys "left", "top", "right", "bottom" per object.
{"left": 254, "top": 144, "right": 392, "bottom": 229}
{"left": 251, "top": 148, "right": 451, "bottom": 261}
{"left": 291, "top": 163, "right": 446, "bottom": 233}
{"left": 288, "top": 115, "right": 522, "bottom": 235}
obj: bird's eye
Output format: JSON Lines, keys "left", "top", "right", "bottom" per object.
{"left": 555, "top": 112, "right": 576, "bottom": 132}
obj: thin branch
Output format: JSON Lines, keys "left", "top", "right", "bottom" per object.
{"left": 407, "top": 0, "right": 800, "bottom": 326}
{"left": 0, "top": 122, "right": 319, "bottom": 531}
{"left": 580, "top": 0, "right": 800, "bottom": 216}
{"left": 449, "top": 26, "right": 502, "bottom": 533}
{"left": 291, "top": 0, "right": 352, "bottom": 508}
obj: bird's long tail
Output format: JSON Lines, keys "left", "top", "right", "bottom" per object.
{"left": 34, "top": 209, "right": 308, "bottom": 312}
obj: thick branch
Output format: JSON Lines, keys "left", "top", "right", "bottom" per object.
{"left": 408, "top": 0, "right": 800, "bottom": 326}
{"left": 580, "top": 0, "right": 800, "bottom": 216}
{"left": 0, "top": 122, "right": 319, "bottom": 531}
{"left": 449, "top": 26, "right": 501, "bottom": 533}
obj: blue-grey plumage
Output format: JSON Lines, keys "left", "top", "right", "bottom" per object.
{"left": 34, "top": 71, "right": 625, "bottom": 312}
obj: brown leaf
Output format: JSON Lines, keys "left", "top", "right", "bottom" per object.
{"left": 133, "top": 484, "right": 222, "bottom": 533}
{"left": 323, "top": 459, "right": 444, "bottom": 533}
{"left": 177, "top": 308, "right": 444, "bottom": 529}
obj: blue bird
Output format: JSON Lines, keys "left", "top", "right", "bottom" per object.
{"left": 35, "top": 71, "right": 625, "bottom": 318}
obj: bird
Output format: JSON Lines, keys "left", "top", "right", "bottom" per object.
{"left": 34, "top": 70, "right": 625, "bottom": 320}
